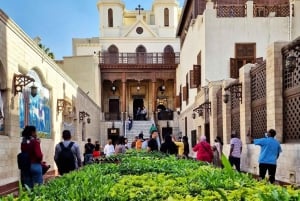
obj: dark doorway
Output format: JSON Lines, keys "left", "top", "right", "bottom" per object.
{"left": 205, "top": 123, "right": 210, "bottom": 143}
{"left": 133, "top": 98, "right": 144, "bottom": 120}
{"left": 162, "top": 127, "right": 172, "bottom": 140}
{"left": 107, "top": 128, "right": 120, "bottom": 145}
{"left": 109, "top": 99, "right": 120, "bottom": 120}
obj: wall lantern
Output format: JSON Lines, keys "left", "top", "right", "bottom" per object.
{"left": 159, "top": 85, "right": 166, "bottom": 92}
{"left": 111, "top": 84, "right": 117, "bottom": 94}
{"left": 79, "top": 111, "right": 91, "bottom": 124}
{"left": 224, "top": 83, "right": 242, "bottom": 104}
{"left": 223, "top": 91, "right": 230, "bottom": 104}
{"left": 57, "top": 99, "right": 71, "bottom": 113}
{"left": 201, "top": 101, "right": 211, "bottom": 114}
{"left": 192, "top": 112, "right": 196, "bottom": 119}
{"left": 285, "top": 55, "right": 297, "bottom": 73}
{"left": 13, "top": 74, "right": 37, "bottom": 96}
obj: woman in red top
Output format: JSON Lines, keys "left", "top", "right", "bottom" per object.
{"left": 193, "top": 135, "right": 213, "bottom": 163}
{"left": 20, "top": 126, "right": 43, "bottom": 188}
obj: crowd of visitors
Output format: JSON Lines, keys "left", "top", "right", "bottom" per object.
{"left": 18, "top": 124, "right": 282, "bottom": 188}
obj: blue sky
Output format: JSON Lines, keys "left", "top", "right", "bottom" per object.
{"left": 0, "top": 0, "right": 184, "bottom": 60}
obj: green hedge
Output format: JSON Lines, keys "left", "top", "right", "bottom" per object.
{"left": 1, "top": 151, "right": 300, "bottom": 201}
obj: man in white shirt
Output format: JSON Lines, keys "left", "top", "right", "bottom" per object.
{"left": 229, "top": 133, "right": 242, "bottom": 172}
{"left": 103, "top": 139, "right": 115, "bottom": 157}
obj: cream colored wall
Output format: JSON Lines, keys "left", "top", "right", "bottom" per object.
{"left": 0, "top": 10, "right": 101, "bottom": 186}
{"left": 58, "top": 55, "right": 101, "bottom": 106}
{"left": 177, "top": 1, "right": 300, "bottom": 114}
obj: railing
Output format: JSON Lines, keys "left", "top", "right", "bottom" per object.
{"left": 253, "top": 3, "right": 293, "bottom": 17}
{"left": 99, "top": 52, "right": 180, "bottom": 66}
{"left": 104, "top": 112, "right": 121, "bottom": 121}
{"left": 216, "top": 4, "right": 247, "bottom": 17}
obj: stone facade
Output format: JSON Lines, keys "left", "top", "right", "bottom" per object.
{"left": 177, "top": 0, "right": 300, "bottom": 185}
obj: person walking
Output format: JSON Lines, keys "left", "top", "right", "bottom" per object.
{"left": 54, "top": 130, "right": 82, "bottom": 175}
{"left": 103, "top": 139, "right": 115, "bottom": 157}
{"left": 84, "top": 138, "right": 95, "bottom": 165}
{"left": 147, "top": 130, "right": 159, "bottom": 152}
{"left": 212, "top": 136, "right": 223, "bottom": 167}
{"left": 173, "top": 136, "right": 184, "bottom": 157}
{"left": 193, "top": 135, "right": 213, "bottom": 163}
{"left": 182, "top": 136, "right": 190, "bottom": 158}
{"left": 229, "top": 133, "right": 242, "bottom": 172}
{"left": 253, "top": 129, "right": 282, "bottom": 183}
{"left": 160, "top": 135, "right": 178, "bottom": 155}
{"left": 20, "top": 125, "right": 43, "bottom": 188}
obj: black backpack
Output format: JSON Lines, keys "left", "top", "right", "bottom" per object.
{"left": 57, "top": 142, "right": 75, "bottom": 175}
{"left": 17, "top": 151, "right": 31, "bottom": 171}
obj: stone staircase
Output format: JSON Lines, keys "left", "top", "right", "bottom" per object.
{"left": 125, "top": 120, "right": 154, "bottom": 145}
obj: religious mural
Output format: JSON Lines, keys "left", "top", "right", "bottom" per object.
{"left": 19, "top": 71, "right": 51, "bottom": 138}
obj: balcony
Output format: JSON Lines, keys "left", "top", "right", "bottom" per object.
{"left": 104, "top": 112, "right": 121, "bottom": 121}
{"left": 99, "top": 52, "right": 180, "bottom": 69}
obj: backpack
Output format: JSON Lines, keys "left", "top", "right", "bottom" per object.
{"left": 17, "top": 151, "right": 31, "bottom": 171}
{"left": 57, "top": 142, "right": 75, "bottom": 175}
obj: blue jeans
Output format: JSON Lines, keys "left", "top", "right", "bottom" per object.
{"left": 30, "top": 163, "right": 43, "bottom": 187}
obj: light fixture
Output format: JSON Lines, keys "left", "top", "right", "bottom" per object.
{"left": 57, "top": 99, "right": 71, "bottom": 113}
{"left": 13, "top": 74, "right": 36, "bottom": 96}
{"left": 224, "top": 83, "right": 242, "bottom": 104}
{"left": 201, "top": 101, "right": 211, "bottom": 113}
{"left": 223, "top": 91, "right": 230, "bottom": 104}
{"left": 285, "top": 55, "right": 297, "bottom": 73}
{"left": 111, "top": 85, "right": 116, "bottom": 94}
{"left": 160, "top": 85, "right": 166, "bottom": 91}
{"left": 79, "top": 111, "right": 91, "bottom": 123}
{"left": 192, "top": 112, "right": 196, "bottom": 119}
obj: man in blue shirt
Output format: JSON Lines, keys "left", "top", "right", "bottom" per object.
{"left": 253, "top": 129, "right": 282, "bottom": 183}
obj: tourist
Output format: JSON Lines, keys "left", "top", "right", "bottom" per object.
{"left": 212, "top": 136, "right": 223, "bottom": 167}
{"left": 147, "top": 130, "right": 159, "bottom": 152}
{"left": 229, "top": 133, "right": 242, "bottom": 172}
{"left": 193, "top": 135, "right": 213, "bottom": 163}
{"left": 182, "top": 136, "right": 190, "bottom": 158}
{"left": 84, "top": 138, "right": 95, "bottom": 165}
{"left": 20, "top": 125, "right": 43, "bottom": 188}
{"left": 141, "top": 138, "right": 149, "bottom": 149}
{"left": 253, "top": 129, "right": 282, "bottom": 183}
{"left": 54, "top": 130, "right": 81, "bottom": 175}
{"left": 92, "top": 141, "right": 101, "bottom": 158}
{"left": 140, "top": 106, "right": 147, "bottom": 120}
{"left": 173, "top": 136, "right": 184, "bottom": 157}
{"left": 103, "top": 139, "right": 115, "bottom": 157}
{"left": 131, "top": 136, "right": 138, "bottom": 149}
{"left": 115, "top": 136, "right": 126, "bottom": 154}
{"left": 160, "top": 134, "right": 178, "bottom": 155}
{"left": 136, "top": 132, "right": 144, "bottom": 150}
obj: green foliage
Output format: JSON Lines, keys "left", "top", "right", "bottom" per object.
{"left": 1, "top": 151, "right": 300, "bottom": 201}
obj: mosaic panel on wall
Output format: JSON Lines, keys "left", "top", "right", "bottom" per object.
{"left": 19, "top": 70, "right": 51, "bottom": 138}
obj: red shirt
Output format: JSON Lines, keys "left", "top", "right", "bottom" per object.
{"left": 193, "top": 141, "right": 213, "bottom": 163}
{"left": 21, "top": 138, "right": 43, "bottom": 164}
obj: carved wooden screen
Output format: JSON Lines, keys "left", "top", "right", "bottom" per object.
{"left": 190, "top": 70, "right": 197, "bottom": 89}
{"left": 283, "top": 43, "right": 300, "bottom": 142}
{"left": 216, "top": 88, "right": 223, "bottom": 140}
{"left": 250, "top": 62, "right": 267, "bottom": 139}
{"left": 231, "top": 86, "right": 240, "bottom": 137}
{"left": 182, "top": 86, "right": 187, "bottom": 101}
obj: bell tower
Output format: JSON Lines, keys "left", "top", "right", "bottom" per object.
{"left": 97, "top": 0, "right": 125, "bottom": 37}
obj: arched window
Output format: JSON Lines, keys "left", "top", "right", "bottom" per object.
{"left": 108, "top": 8, "right": 113, "bottom": 27}
{"left": 136, "top": 45, "right": 147, "bottom": 64}
{"left": 107, "top": 45, "right": 119, "bottom": 64}
{"left": 164, "top": 45, "right": 175, "bottom": 64}
{"left": 164, "top": 8, "right": 169, "bottom": 27}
